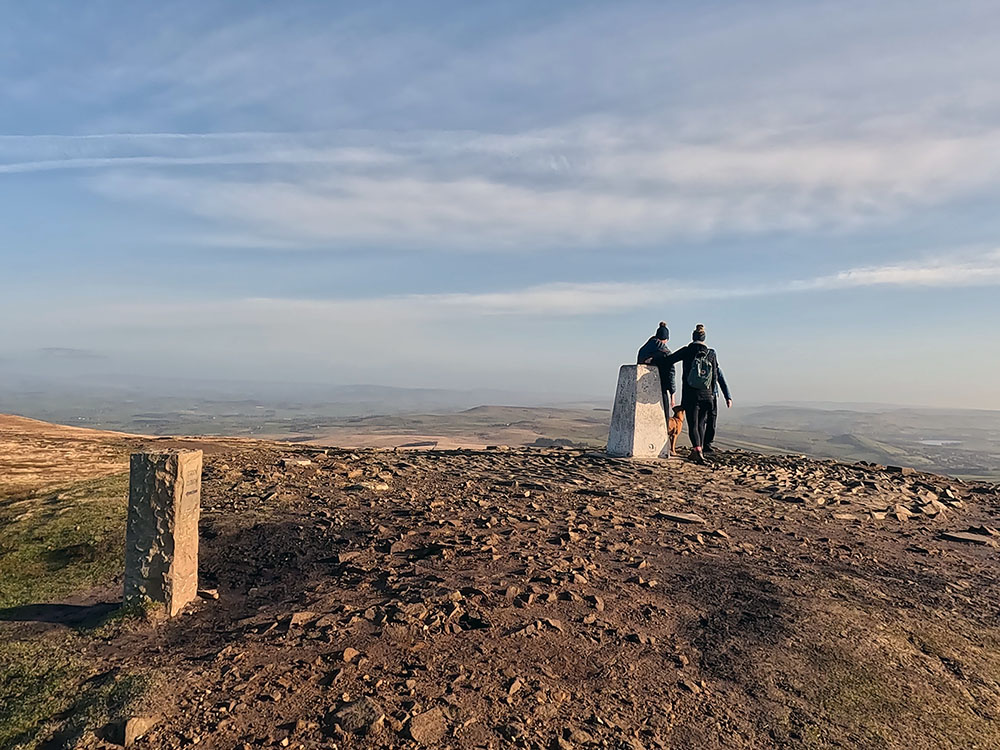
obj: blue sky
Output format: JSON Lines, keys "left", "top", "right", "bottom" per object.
{"left": 2, "top": 0, "right": 999, "bottom": 408}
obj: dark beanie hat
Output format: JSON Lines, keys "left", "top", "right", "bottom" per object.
{"left": 655, "top": 321, "right": 669, "bottom": 340}
{"left": 692, "top": 324, "right": 706, "bottom": 342}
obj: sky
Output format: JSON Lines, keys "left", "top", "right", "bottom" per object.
{"left": 2, "top": 0, "right": 999, "bottom": 408}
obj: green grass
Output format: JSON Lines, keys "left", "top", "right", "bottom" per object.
{"left": 0, "top": 638, "right": 153, "bottom": 750}
{"left": 0, "top": 641, "right": 77, "bottom": 749}
{"left": 0, "top": 473, "right": 129, "bottom": 609}
{"left": 0, "top": 473, "right": 146, "bottom": 748}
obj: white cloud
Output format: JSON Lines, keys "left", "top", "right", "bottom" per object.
{"left": 28, "top": 249, "right": 996, "bottom": 328}
{"left": 49, "top": 121, "right": 1000, "bottom": 250}
{"left": 5, "top": 1, "right": 1000, "bottom": 251}
{"left": 800, "top": 249, "right": 1000, "bottom": 289}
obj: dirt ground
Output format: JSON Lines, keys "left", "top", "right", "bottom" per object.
{"left": 3, "top": 426, "right": 1000, "bottom": 749}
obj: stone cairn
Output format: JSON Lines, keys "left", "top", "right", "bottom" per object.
{"left": 607, "top": 364, "right": 669, "bottom": 458}
{"left": 124, "top": 450, "right": 203, "bottom": 617}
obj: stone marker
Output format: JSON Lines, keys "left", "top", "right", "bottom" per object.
{"left": 124, "top": 450, "right": 203, "bottom": 617}
{"left": 607, "top": 364, "right": 669, "bottom": 458}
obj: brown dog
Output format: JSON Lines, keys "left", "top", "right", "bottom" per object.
{"left": 667, "top": 406, "right": 685, "bottom": 457}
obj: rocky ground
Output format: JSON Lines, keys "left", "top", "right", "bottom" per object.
{"left": 4, "top": 439, "right": 1000, "bottom": 750}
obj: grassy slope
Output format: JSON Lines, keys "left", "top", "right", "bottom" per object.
{"left": 0, "top": 473, "right": 128, "bottom": 609}
{"left": 0, "top": 473, "right": 151, "bottom": 749}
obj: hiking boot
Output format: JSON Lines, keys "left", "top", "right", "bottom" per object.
{"left": 688, "top": 451, "right": 707, "bottom": 465}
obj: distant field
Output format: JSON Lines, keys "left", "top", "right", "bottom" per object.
{"left": 3, "top": 398, "right": 998, "bottom": 480}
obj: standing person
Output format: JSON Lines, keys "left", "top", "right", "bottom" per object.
{"left": 662, "top": 324, "right": 728, "bottom": 465}
{"left": 636, "top": 321, "right": 676, "bottom": 414}
{"left": 703, "top": 367, "right": 733, "bottom": 455}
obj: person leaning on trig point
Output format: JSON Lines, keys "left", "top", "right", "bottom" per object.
{"left": 636, "top": 321, "right": 676, "bottom": 416}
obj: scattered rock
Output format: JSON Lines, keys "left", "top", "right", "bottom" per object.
{"left": 124, "top": 716, "right": 158, "bottom": 747}
{"left": 406, "top": 707, "right": 447, "bottom": 745}
{"left": 331, "top": 698, "right": 384, "bottom": 735}
{"left": 940, "top": 531, "right": 997, "bottom": 546}
{"left": 656, "top": 511, "right": 706, "bottom": 524}
{"left": 288, "top": 611, "right": 317, "bottom": 627}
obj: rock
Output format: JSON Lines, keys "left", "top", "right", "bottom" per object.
{"left": 940, "top": 531, "right": 997, "bottom": 546}
{"left": 281, "top": 458, "right": 313, "bottom": 468}
{"left": 656, "top": 511, "right": 706, "bottom": 524}
{"left": 289, "top": 611, "right": 317, "bottom": 627}
{"left": 565, "top": 726, "right": 594, "bottom": 743}
{"left": 124, "top": 716, "right": 158, "bottom": 747}
{"left": 342, "top": 647, "right": 361, "bottom": 663}
{"left": 332, "top": 698, "right": 384, "bottom": 735}
{"left": 197, "top": 588, "right": 220, "bottom": 600}
{"left": 890, "top": 504, "right": 914, "bottom": 521}
{"left": 679, "top": 678, "right": 701, "bottom": 694}
{"left": 406, "top": 707, "right": 447, "bottom": 745}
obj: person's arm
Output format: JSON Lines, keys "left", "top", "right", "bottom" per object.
{"left": 717, "top": 362, "right": 733, "bottom": 406}
{"left": 662, "top": 344, "right": 686, "bottom": 366}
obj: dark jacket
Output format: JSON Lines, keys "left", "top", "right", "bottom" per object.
{"left": 663, "top": 342, "right": 727, "bottom": 404}
{"left": 636, "top": 337, "right": 675, "bottom": 394}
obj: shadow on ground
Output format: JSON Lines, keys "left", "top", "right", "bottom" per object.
{"left": 0, "top": 602, "right": 118, "bottom": 628}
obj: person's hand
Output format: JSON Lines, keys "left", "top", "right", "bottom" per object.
{"left": 726, "top": 399, "right": 733, "bottom": 409}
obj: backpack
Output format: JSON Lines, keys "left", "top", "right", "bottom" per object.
{"left": 687, "top": 349, "right": 714, "bottom": 390}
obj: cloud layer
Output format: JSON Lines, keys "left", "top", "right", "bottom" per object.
{"left": 0, "top": 121, "right": 971, "bottom": 250}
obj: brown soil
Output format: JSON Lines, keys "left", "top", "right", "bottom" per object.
{"left": 4, "top": 428, "right": 1000, "bottom": 749}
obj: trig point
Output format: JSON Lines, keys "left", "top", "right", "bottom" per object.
{"left": 607, "top": 364, "right": 669, "bottom": 458}
{"left": 124, "top": 450, "right": 203, "bottom": 617}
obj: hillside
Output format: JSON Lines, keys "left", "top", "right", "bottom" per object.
{"left": 2, "top": 417, "right": 1000, "bottom": 749}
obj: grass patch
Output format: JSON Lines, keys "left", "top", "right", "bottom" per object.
{"left": 0, "top": 473, "right": 151, "bottom": 748}
{"left": 85, "top": 598, "right": 163, "bottom": 640}
{"left": 0, "top": 473, "right": 128, "bottom": 609}
{"left": 0, "top": 637, "right": 154, "bottom": 750}
{"left": 807, "top": 621, "right": 1000, "bottom": 750}
{"left": 0, "top": 641, "right": 78, "bottom": 750}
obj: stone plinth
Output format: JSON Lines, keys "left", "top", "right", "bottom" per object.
{"left": 124, "top": 450, "right": 203, "bottom": 617}
{"left": 607, "top": 365, "right": 668, "bottom": 458}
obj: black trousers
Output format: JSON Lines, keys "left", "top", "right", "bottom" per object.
{"left": 660, "top": 388, "right": 673, "bottom": 420}
{"left": 704, "top": 397, "right": 719, "bottom": 449}
{"left": 686, "top": 398, "right": 714, "bottom": 449}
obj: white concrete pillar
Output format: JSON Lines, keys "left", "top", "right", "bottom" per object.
{"left": 606, "top": 365, "right": 669, "bottom": 458}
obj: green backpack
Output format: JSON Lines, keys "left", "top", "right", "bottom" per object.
{"left": 687, "top": 350, "right": 714, "bottom": 390}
